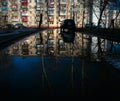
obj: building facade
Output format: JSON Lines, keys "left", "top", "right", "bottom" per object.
{"left": 0, "top": 0, "right": 9, "bottom": 26}
{"left": 0, "top": 0, "right": 88, "bottom": 28}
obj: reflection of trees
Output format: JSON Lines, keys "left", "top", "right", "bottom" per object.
{"left": 41, "top": 55, "right": 54, "bottom": 95}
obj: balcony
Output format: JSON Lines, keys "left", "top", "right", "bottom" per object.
{"left": 21, "top": 0, "right": 28, "bottom": 1}
{"left": 2, "top": 7, "right": 8, "bottom": 11}
{"left": 22, "top": 13, "right": 28, "bottom": 16}
{"left": 21, "top": 1, "right": 28, "bottom": 5}
{"left": 60, "top": 11, "right": 66, "bottom": 15}
{"left": 60, "top": 1, "right": 67, "bottom": 5}
{"left": 11, "top": 4, "right": 18, "bottom": 11}
{"left": 48, "top": 7, "right": 54, "bottom": 10}
{"left": 36, "top": 7, "right": 41, "bottom": 11}
{"left": 2, "top": 10, "right": 7, "bottom": 13}
{"left": 22, "top": 17, "right": 28, "bottom": 22}
{"left": 21, "top": 6, "right": 28, "bottom": 10}
{"left": 36, "top": 18, "right": 39, "bottom": 22}
{"left": 12, "top": 18, "right": 19, "bottom": 22}
{"left": 48, "top": 11, "right": 54, "bottom": 15}
{"left": 48, "top": 18, "right": 54, "bottom": 22}
{"left": 36, "top": 7, "right": 44, "bottom": 11}
{"left": 11, "top": 8, "right": 18, "bottom": 11}
{"left": 11, "top": 13, "right": 18, "bottom": 17}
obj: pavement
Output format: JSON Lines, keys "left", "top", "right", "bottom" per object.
{"left": 0, "top": 28, "right": 37, "bottom": 36}
{"left": 0, "top": 28, "right": 42, "bottom": 47}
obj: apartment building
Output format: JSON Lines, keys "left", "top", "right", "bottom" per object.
{"left": 0, "top": 0, "right": 87, "bottom": 28}
{"left": 8, "top": 0, "right": 20, "bottom": 25}
{"left": 9, "top": 0, "right": 36, "bottom": 27}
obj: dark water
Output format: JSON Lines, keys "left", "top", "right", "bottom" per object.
{"left": 0, "top": 29, "right": 120, "bottom": 99}
{"left": 1, "top": 55, "right": 120, "bottom": 99}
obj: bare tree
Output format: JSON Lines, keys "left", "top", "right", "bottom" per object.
{"left": 94, "top": 0, "right": 110, "bottom": 27}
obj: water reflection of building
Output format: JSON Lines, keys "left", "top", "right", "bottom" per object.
{"left": 36, "top": 44, "right": 44, "bottom": 55}
{"left": 12, "top": 45, "right": 19, "bottom": 55}
{"left": 5, "top": 29, "right": 107, "bottom": 61}
{"left": 21, "top": 41, "right": 29, "bottom": 55}
{"left": 58, "top": 39, "right": 66, "bottom": 55}
{"left": 5, "top": 30, "right": 80, "bottom": 56}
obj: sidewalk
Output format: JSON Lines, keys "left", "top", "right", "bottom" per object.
{"left": 0, "top": 28, "right": 40, "bottom": 45}
{"left": 0, "top": 28, "right": 37, "bottom": 36}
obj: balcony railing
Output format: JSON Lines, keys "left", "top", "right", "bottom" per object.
{"left": 22, "top": 13, "right": 28, "bottom": 16}
{"left": 21, "top": 6, "right": 28, "bottom": 10}
{"left": 48, "top": 19, "right": 54, "bottom": 22}
{"left": 2, "top": 12, "right": 8, "bottom": 15}
{"left": 12, "top": 18, "right": 19, "bottom": 22}
{"left": 60, "top": 11, "right": 66, "bottom": 15}
{"left": 36, "top": 7, "right": 44, "bottom": 11}
{"left": 48, "top": 7, "right": 54, "bottom": 10}
{"left": 2, "top": 7, "right": 8, "bottom": 11}
{"left": 11, "top": 13, "right": 19, "bottom": 17}
{"left": 11, "top": 8, "right": 18, "bottom": 11}
{"left": 60, "top": 1, "right": 67, "bottom": 5}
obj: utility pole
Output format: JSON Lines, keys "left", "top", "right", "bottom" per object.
{"left": 38, "top": 13, "right": 42, "bottom": 28}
